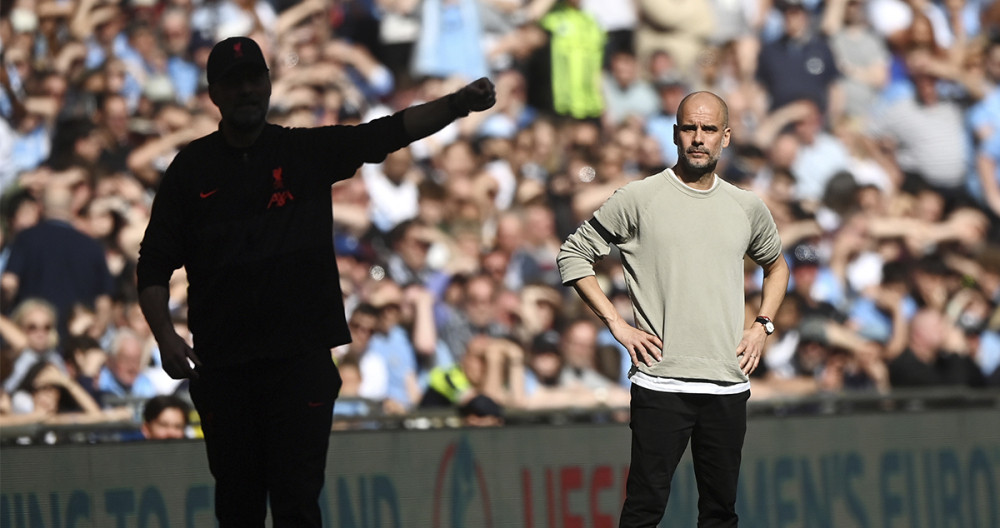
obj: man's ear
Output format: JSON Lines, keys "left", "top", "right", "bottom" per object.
{"left": 722, "top": 128, "right": 731, "bottom": 148}
{"left": 672, "top": 124, "right": 679, "bottom": 146}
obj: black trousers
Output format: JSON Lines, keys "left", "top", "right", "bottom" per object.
{"left": 620, "top": 385, "right": 750, "bottom": 528}
{"left": 190, "top": 351, "right": 342, "bottom": 528}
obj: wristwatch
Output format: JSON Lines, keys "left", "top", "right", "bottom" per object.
{"left": 754, "top": 315, "right": 775, "bottom": 335}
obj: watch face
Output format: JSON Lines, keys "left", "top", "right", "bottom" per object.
{"left": 764, "top": 321, "right": 775, "bottom": 334}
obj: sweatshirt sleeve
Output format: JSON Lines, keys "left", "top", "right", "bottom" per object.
{"left": 745, "top": 195, "right": 782, "bottom": 266}
{"left": 557, "top": 186, "right": 635, "bottom": 285}
{"left": 557, "top": 220, "right": 612, "bottom": 285}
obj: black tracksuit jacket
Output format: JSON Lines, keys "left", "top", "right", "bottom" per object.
{"left": 137, "top": 114, "right": 410, "bottom": 367}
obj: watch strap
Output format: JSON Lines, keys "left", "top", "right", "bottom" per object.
{"left": 754, "top": 315, "right": 774, "bottom": 334}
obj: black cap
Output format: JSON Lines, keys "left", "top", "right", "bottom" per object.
{"left": 459, "top": 394, "right": 504, "bottom": 418}
{"left": 207, "top": 36, "right": 268, "bottom": 84}
{"left": 531, "top": 330, "right": 561, "bottom": 356}
{"left": 776, "top": 0, "right": 806, "bottom": 10}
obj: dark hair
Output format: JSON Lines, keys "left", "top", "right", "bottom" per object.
{"left": 822, "top": 170, "right": 860, "bottom": 216}
{"left": 387, "top": 219, "right": 417, "bottom": 247}
{"left": 16, "top": 360, "right": 53, "bottom": 394}
{"left": 352, "top": 303, "right": 379, "bottom": 319}
{"left": 915, "top": 254, "right": 952, "bottom": 277}
{"left": 61, "top": 334, "right": 103, "bottom": 364}
{"left": 142, "top": 395, "right": 191, "bottom": 425}
{"left": 46, "top": 118, "right": 96, "bottom": 170}
{"left": 16, "top": 361, "right": 82, "bottom": 413}
{"left": 881, "top": 260, "right": 911, "bottom": 286}
{"left": 1, "top": 189, "right": 37, "bottom": 233}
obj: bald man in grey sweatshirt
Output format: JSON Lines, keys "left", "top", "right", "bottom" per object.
{"left": 558, "top": 91, "right": 789, "bottom": 527}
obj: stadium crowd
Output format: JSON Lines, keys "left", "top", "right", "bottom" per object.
{"left": 1, "top": 0, "right": 1000, "bottom": 436}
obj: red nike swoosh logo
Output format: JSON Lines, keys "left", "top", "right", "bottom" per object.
{"left": 307, "top": 401, "right": 325, "bottom": 408}
{"left": 200, "top": 189, "right": 219, "bottom": 198}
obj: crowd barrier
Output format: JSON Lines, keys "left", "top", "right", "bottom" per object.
{"left": 2, "top": 389, "right": 998, "bottom": 527}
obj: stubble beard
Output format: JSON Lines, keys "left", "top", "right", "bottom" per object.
{"left": 679, "top": 149, "right": 719, "bottom": 177}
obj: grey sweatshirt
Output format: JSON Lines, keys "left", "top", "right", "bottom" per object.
{"left": 558, "top": 169, "right": 782, "bottom": 384}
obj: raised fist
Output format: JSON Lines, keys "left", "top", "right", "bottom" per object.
{"left": 453, "top": 77, "right": 497, "bottom": 114}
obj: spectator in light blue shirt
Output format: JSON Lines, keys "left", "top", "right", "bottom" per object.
{"left": 645, "top": 76, "right": 687, "bottom": 168}
{"left": 412, "top": 0, "right": 489, "bottom": 82}
{"left": 602, "top": 49, "right": 658, "bottom": 126}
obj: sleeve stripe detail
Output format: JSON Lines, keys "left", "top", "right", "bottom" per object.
{"left": 588, "top": 218, "right": 619, "bottom": 245}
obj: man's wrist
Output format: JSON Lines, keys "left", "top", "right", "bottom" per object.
{"left": 754, "top": 315, "right": 775, "bottom": 335}
{"left": 447, "top": 92, "right": 470, "bottom": 118}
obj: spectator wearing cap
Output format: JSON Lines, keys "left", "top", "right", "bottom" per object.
{"left": 524, "top": 329, "right": 564, "bottom": 393}
{"left": 787, "top": 241, "right": 846, "bottom": 322}
{"left": 756, "top": 0, "right": 842, "bottom": 115}
{"left": 459, "top": 393, "right": 504, "bottom": 427}
{"left": 521, "top": 328, "right": 629, "bottom": 409}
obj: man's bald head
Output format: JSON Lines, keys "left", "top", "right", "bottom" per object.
{"left": 42, "top": 184, "right": 75, "bottom": 221}
{"left": 677, "top": 91, "right": 729, "bottom": 129}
